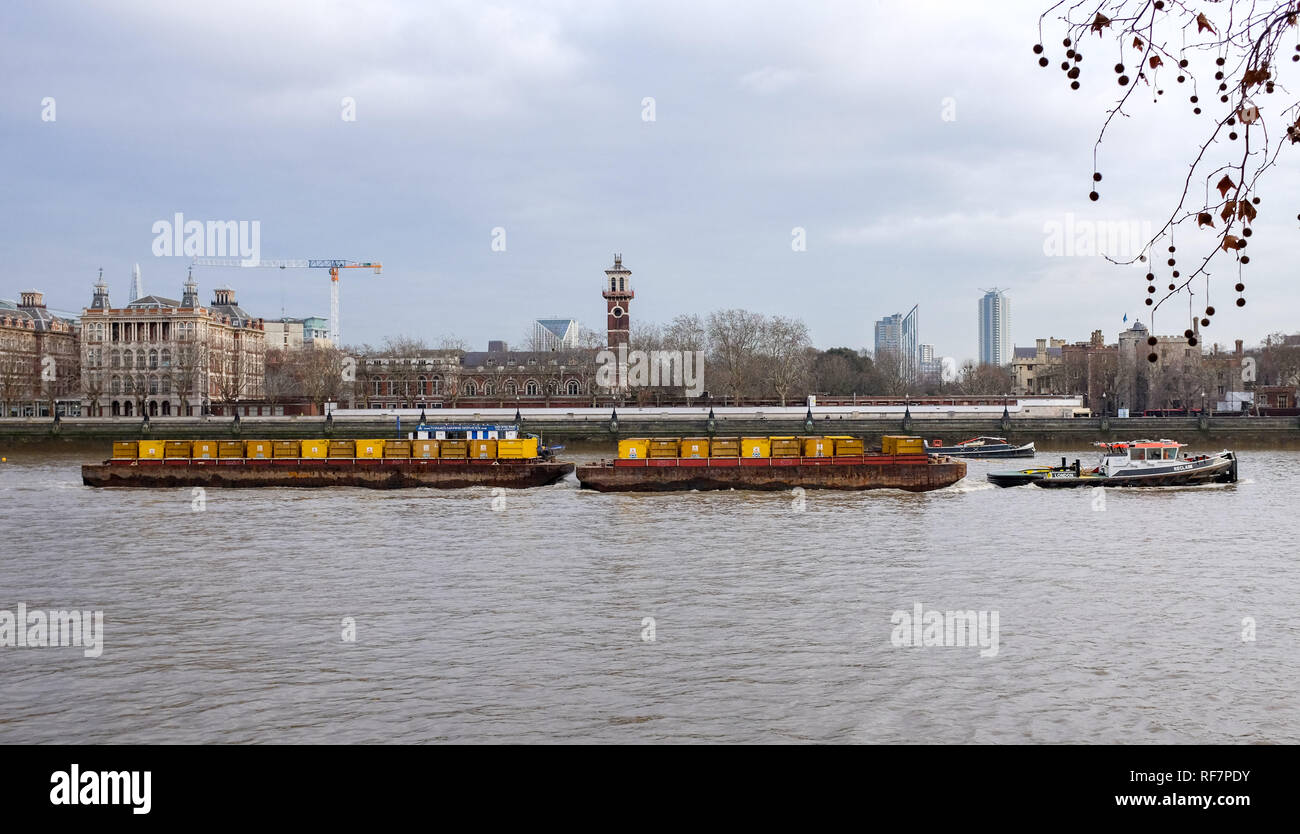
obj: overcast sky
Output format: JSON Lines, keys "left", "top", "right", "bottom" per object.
{"left": 3, "top": 0, "right": 1296, "bottom": 360}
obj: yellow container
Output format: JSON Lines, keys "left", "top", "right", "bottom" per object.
{"left": 137, "top": 440, "right": 165, "bottom": 459}
{"left": 164, "top": 440, "right": 191, "bottom": 459}
{"left": 192, "top": 440, "right": 218, "bottom": 460}
{"left": 112, "top": 441, "right": 138, "bottom": 459}
{"left": 439, "top": 440, "right": 468, "bottom": 458}
{"left": 328, "top": 440, "right": 355, "bottom": 458}
{"left": 832, "top": 436, "right": 865, "bottom": 456}
{"left": 218, "top": 440, "right": 245, "bottom": 458}
{"left": 709, "top": 437, "right": 740, "bottom": 457}
{"left": 740, "top": 437, "right": 771, "bottom": 458}
{"left": 803, "top": 436, "right": 834, "bottom": 457}
{"left": 680, "top": 437, "right": 709, "bottom": 458}
{"left": 355, "top": 439, "right": 385, "bottom": 459}
{"left": 412, "top": 439, "right": 440, "bottom": 459}
{"left": 300, "top": 439, "right": 329, "bottom": 459}
{"left": 770, "top": 436, "right": 801, "bottom": 458}
{"left": 497, "top": 438, "right": 539, "bottom": 459}
{"left": 273, "top": 440, "right": 301, "bottom": 458}
{"left": 648, "top": 438, "right": 680, "bottom": 458}
{"left": 244, "top": 440, "right": 272, "bottom": 459}
{"left": 469, "top": 439, "right": 497, "bottom": 460}
{"left": 383, "top": 440, "right": 412, "bottom": 458}
{"left": 882, "top": 435, "right": 925, "bottom": 455}
{"left": 618, "top": 438, "right": 650, "bottom": 460}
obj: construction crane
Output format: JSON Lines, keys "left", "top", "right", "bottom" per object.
{"left": 189, "top": 258, "right": 382, "bottom": 344}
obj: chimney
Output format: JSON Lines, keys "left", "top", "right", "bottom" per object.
{"left": 212, "top": 287, "right": 234, "bottom": 306}
{"left": 1235, "top": 338, "right": 1243, "bottom": 356}
{"left": 1091, "top": 329, "right": 1103, "bottom": 347}
{"left": 18, "top": 290, "right": 44, "bottom": 308}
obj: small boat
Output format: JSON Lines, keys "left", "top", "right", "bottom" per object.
{"left": 987, "top": 439, "right": 1237, "bottom": 488}
{"left": 925, "top": 436, "right": 1035, "bottom": 459}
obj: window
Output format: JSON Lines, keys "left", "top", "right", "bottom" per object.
{"left": 149, "top": 349, "right": 158, "bottom": 369}
{"left": 1162, "top": 448, "right": 1176, "bottom": 460}
{"left": 566, "top": 380, "right": 580, "bottom": 395}
{"left": 484, "top": 383, "right": 494, "bottom": 397}
{"left": 525, "top": 380, "right": 539, "bottom": 396}
{"left": 161, "top": 349, "right": 171, "bottom": 369}
{"left": 431, "top": 375, "right": 443, "bottom": 394}
{"left": 111, "top": 376, "right": 121, "bottom": 394}
{"left": 463, "top": 381, "right": 478, "bottom": 396}
{"left": 503, "top": 380, "right": 517, "bottom": 395}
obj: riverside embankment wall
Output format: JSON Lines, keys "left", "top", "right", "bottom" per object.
{"left": 5, "top": 414, "right": 1300, "bottom": 449}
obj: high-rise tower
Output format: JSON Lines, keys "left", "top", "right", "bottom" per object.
{"left": 978, "top": 289, "right": 1011, "bottom": 366}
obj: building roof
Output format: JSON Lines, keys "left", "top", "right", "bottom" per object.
{"left": 1013, "top": 346, "right": 1063, "bottom": 359}
{"left": 127, "top": 295, "right": 180, "bottom": 308}
{"left": 461, "top": 349, "right": 595, "bottom": 368}
{"left": 0, "top": 297, "right": 74, "bottom": 331}
{"left": 535, "top": 319, "right": 576, "bottom": 339}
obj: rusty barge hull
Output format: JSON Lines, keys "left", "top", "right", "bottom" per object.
{"left": 82, "top": 460, "right": 575, "bottom": 489}
{"left": 576, "top": 456, "right": 966, "bottom": 492}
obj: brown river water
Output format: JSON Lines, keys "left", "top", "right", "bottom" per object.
{"left": 0, "top": 442, "right": 1295, "bottom": 743}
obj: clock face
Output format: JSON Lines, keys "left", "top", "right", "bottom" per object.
{"left": 610, "top": 306, "right": 624, "bottom": 318}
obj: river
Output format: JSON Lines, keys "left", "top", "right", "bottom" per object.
{"left": 0, "top": 443, "right": 1294, "bottom": 743}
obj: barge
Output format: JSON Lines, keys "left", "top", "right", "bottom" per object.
{"left": 83, "top": 429, "right": 574, "bottom": 490}
{"left": 576, "top": 435, "right": 966, "bottom": 492}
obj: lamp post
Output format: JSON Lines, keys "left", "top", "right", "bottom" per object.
{"left": 609, "top": 407, "right": 618, "bottom": 435}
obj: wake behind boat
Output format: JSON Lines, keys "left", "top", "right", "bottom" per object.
{"left": 987, "top": 440, "right": 1237, "bottom": 488}
{"left": 925, "top": 436, "right": 1035, "bottom": 459}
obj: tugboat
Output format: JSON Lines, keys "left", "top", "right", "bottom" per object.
{"left": 925, "top": 436, "right": 1035, "bottom": 459}
{"left": 987, "top": 440, "right": 1237, "bottom": 488}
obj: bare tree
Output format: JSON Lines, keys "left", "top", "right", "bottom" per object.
{"left": 1036, "top": 1, "right": 1294, "bottom": 343}
{"left": 707, "top": 309, "right": 766, "bottom": 403}
{"left": 762, "top": 316, "right": 812, "bottom": 406}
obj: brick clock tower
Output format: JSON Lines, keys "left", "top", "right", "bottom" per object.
{"left": 603, "top": 254, "right": 633, "bottom": 348}
{"left": 602, "top": 254, "right": 633, "bottom": 393}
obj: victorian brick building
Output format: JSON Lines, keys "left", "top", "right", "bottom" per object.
{"left": 79, "top": 273, "right": 266, "bottom": 416}
{"left": 357, "top": 255, "right": 634, "bottom": 408}
{"left": 0, "top": 290, "right": 80, "bottom": 417}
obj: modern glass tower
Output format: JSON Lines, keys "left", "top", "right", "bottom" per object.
{"left": 978, "top": 289, "right": 1011, "bottom": 366}
{"left": 874, "top": 305, "right": 919, "bottom": 382}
